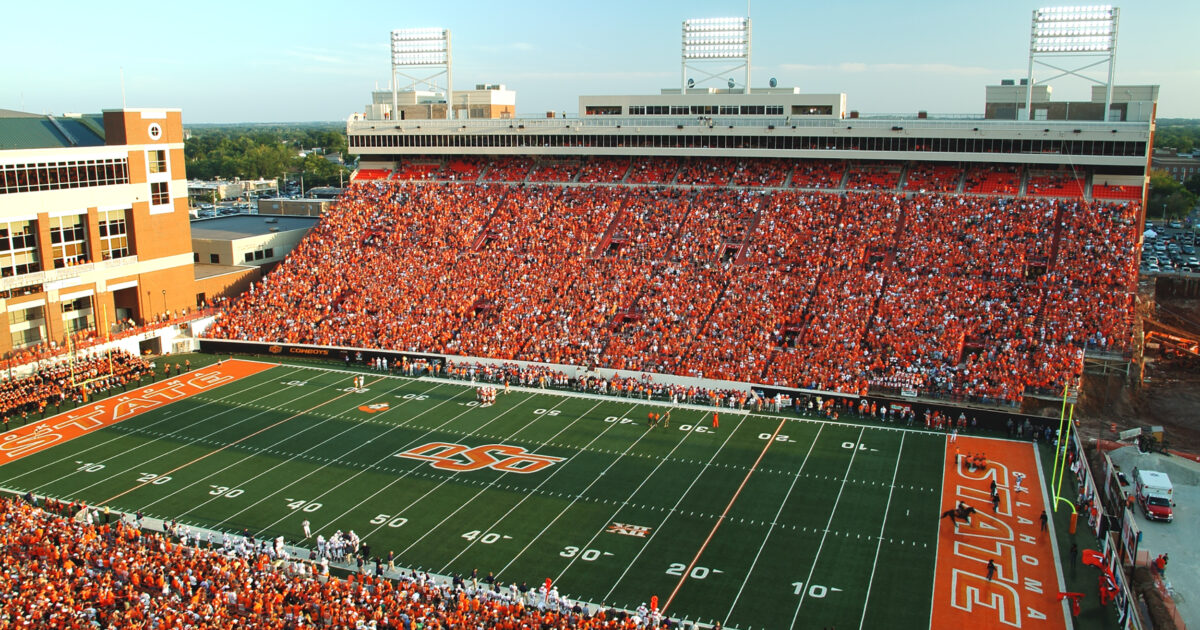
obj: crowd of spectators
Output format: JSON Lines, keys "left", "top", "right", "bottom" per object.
{"left": 1, "top": 350, "right": 152, "bottom": 423}
{"left": 0, "top": 496, "right": 670, "bottom": 629}
{"left": 209, "top": 162, "right": 1140, "bottom": 405}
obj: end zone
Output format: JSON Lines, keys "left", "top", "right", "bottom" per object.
{"left": 931, "top": 436, "right": 1069, "bottom": 630}
{"left": 0, "top": 359, "right": 275, "bottom": 466}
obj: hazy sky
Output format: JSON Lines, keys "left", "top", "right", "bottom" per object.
{"left": 3, "top": 0, "right": 1196, "bottom": 123}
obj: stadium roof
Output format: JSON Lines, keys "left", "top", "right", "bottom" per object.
{"left": 0, "top": 110, "right": 107, "bottom": 150}
{"left": 190, "top": 215, "right": 319, "bottom": 240}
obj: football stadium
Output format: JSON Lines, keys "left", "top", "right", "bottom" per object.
{"left": 0, "top": 6, "right": 1170, "bottom": 630}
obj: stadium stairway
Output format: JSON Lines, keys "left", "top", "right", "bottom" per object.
{"left": 896, "top": 163, "right": 910, "bottom": 192}
{"left": 836, "top": 165, "right": 852, "bottom": 190}
{"left": 468, "top": 189, "right": 512, "bottom": 251}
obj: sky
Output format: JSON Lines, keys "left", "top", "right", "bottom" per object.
{"left": 3, "top": 0, "right": 1197, "bottom": 123}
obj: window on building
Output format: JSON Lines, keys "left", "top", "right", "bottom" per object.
{"left": 210, "top": 253, "right": 220, "bottom": 264}
{"left": 244, "top": 252, "right": 254, "bottom": 263}
{"left": 719, "top": 106, "right": 738, "bottom": 115}
{"left": 264, "top": 248, "right": 274, "bottom": 258}
{"left": 0, "top": 219, "right": 40, "bottom": 277}
{"left": 0, "top": 158, "right": 128, "bottom": 195}
{"left": 98, "top": 209, "right": 130, "bottom": 260}
{"left": 793, "top": 105, "right": 834, "bottom": 116}
{"left": 253, "top": 250, "right": 264, "bottom": 260}
{"left": 8, "top": 305, "right": 43, "bottom": 326}
{"left": 151, "top": 181, "right": 170, "bottom": 206}
{"left": 10, "top": 326, "right": 44, "bottom": 349}
{"left": 584, "top": 105, "right": 622, "bottom": 115}
{"left": 194, "top": 252, "right": 200, "bottom": 263}
{"left": 670, "top": 106, "right": 689, "bottom": 115}
{"left": 629, "top": 106, "right": 646, "bottom": 115}
{"left": 148, "top": 150, "right": 167, "bottom": 174}
{"left": 48, "top": 214, "right": 88, "bottom": 268}
{"left": 62, "top": 296, "right": 94, "bottom": 333}
{"left": 765, "top": 105, "right": 784, "bottom": 115}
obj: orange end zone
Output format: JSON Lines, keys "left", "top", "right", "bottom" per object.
{"left": 0, "top": 359, "right": 274, "bottom": 466}
{"left": 931, "top": 436, "right": 1068, "bottom": 630}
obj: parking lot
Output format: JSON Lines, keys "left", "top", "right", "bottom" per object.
{"left": 1141, "top": 220, "right": 1200, "bottom": 275}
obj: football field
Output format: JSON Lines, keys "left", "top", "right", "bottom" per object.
{"left": 0, "top": 360, "right": 953, "bottom": 629}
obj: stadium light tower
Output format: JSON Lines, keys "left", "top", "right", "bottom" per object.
{"left": 1025, "top": 6, "right": 1119, "bottom": 121}
{"left": 391, "top": 28, "right": 453, "bottom": 120}
{"left": 681, "top": 17, "right": 751, "bottom": 93}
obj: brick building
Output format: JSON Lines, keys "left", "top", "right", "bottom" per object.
{"left": 0, "top": 107, "right": 253, "bottom": 356}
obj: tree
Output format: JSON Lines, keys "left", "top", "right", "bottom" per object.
{"left": 1185, "top": 173, "right": 1200, "bottom": 197}
{"left": 1148, "top": 169, "right": 1197, "bottom": 220}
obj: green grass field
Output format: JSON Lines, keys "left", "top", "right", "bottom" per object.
{"left": 0, "top": 362, "right": 950, "bottom": 629}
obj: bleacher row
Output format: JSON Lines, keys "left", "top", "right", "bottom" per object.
{"left": 208, "top": 179, "right": 1141, "bottom": 405}
{"left": 353, "top": 157, "right": 1143, "bottom": 201}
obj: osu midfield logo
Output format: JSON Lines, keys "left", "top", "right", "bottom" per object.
{"left": 395, "top": 442, "right": 564, "bottom": 474}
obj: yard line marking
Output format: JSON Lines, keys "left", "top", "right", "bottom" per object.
{"left": 497, "top": 405, "right": 698, "bottom": 578}
{"left": 393, "top": 396, "right": 579, "bottom": 558}
{"left": 14, "top": 366, "right": 323, "bottom": 496}
{"left": 724, "top": 424, "right": 825, "bottom": 622}
{"left": 314, "top": 390, "right": 554, "bottom": 541}
{"left": 598, "top": 412, "right": 748, "bottom": 602}
{"left": 0, "top": 362, "right": 291, "bottom": 484}
{"left": 97, "top": 373, "right": 402, "bottom": 506}
{"left": 661, "top": 418, "right": 786, "bottom": 616}
{"left": 183, "top": 379, "right": 457, "bottom": 530}
{"left": 439, "top": 399, "right": 626, "bottom": 572}
{"left": 857, "top": 432, "right": 906, "bottom": 630}
{"left": 789, "top": 426, "right": 866, "bottom": 628}
{"left": 296, "top": 388, "right": 571, "bottom": 540}
{"left": 53, "top": 369, "right": 380, "bottom": 500}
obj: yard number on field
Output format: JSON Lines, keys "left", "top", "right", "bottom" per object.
{"left": 667, "top": 563, "right": 722, "bottom": 579}
{"left": 283, "top": 380, "right": 308, "bottom": 386}
{"left": 462, "top": 530, "right": 511, "bottom": 544}
{"left": 370, "top": 514, "right": 409, "bottom": 528}
{"left": 560, "top": 546, "right": 613, "bottom": 561}
{"left": 209, "top": 485, "right": 245, "bottom": 498}
{"left": 75, "top": 462, "right": 104, "bottom": 472}
{"left": 792, "top": 582, "right": 842, "bottom": 598}
{"left": 137, "top": 472, "right": 171, "bottom": 485}
{"left": 285, "top": 498, "right": 322, "bottom": 512}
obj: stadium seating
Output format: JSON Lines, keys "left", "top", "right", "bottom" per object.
{"left": 903, "top": 163, "right": 963, "bottom": 193}
{"left": 626, "top": 158, "right": 681, "bottom": 184}
{"left": 577, "top": 157, "right": 631, "bottom": 183}
{"left": 529, "top": 160, "right": 581, "bottom": 183}
{"left": 789, "top": 160, "right": 845, "bottom": 189}
{"left": 1092, "top": 184, "right": 1142, "bottom": 201}
{"left": 1027, "top": 171, "right": 1086, "bottom": 198}
{"left": 732, "top": 158, "right": 792, "bottom": 187}
{"left": 208, "top": 157, "right": 1140, "bottom": 405}
{"left": 844, "top": 164, "right": 902, "bottom": 191}
{"left": 482, "top": 157, "right": 535, "bottom": 182}
{"left": 351, "top": 168, "right": 390, "bottom": 181}
{"left": 0, "top": 496, "right": 630, "bottom": 629}
{"left": 1, "top": 350, "right": 152, "bottom": 419}
{"left": 390, "top": 161, "right": 441, "bottom": 180}
{"left": 445, "top": 157, "right": 486, "bottom": 181}
{"left": 674, "top": 158, "right": 737, "bottom": 186}
{"left": 963, "top": 164, "right": 1021, "bottom": 195}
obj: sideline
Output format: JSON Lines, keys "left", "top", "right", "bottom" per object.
{"left": 929, "top": 435, "right": 1069, "bottom": 630}
{"left": 0, "top": 360, "right": 275, "bottom": 466}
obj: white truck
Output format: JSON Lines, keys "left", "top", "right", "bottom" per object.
{"left": 1133, "top": 468, "right": 1174, "bottom": 522}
